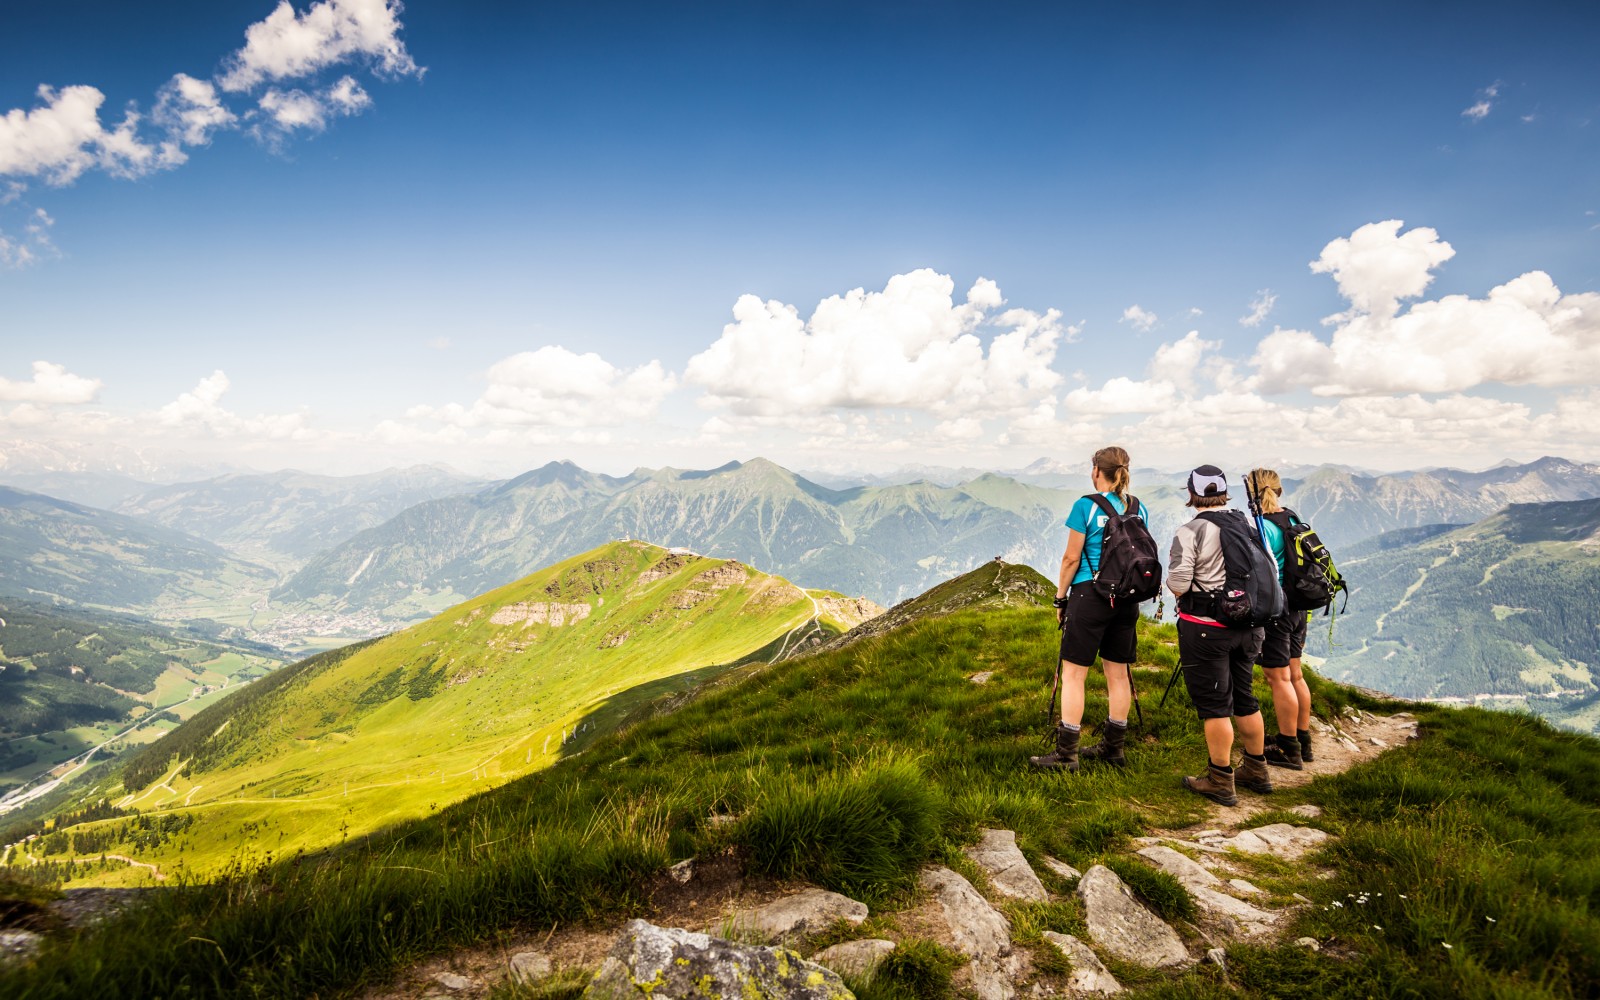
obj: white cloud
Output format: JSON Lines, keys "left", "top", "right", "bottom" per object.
{"left": 1149, "top": 331, "right": 1219, "bottom": 392}
{"left": 158, "top": 370, "right": 314, "bottom": 440}
{"left": 1239, "top": 289, "right": 1276, "bottom": 327}
{"left": 1063, "top": 376, "right": 1178, "bottom": 414}
{"left": 408, "top": 346, "right": 677, "bottom": 430}
{"left": 255, "top": 76, "right": 373, "bottom": 137}
{"left": 685, "top": 270, "right": 1066, "bottom": 420}
{"left": 0, "top": 361, "right": 102, "bottom": 404}
{"left": 153, "top": 74, "right": 236, "bottom": 146}
{"left": 1251, "top": 220, "right": 1600, "bottom": 396}
{"left": 1121, "top": 304, "right": 1157, "bottom": 331}
{"left": 0, "top": 85, "right": 177, "bottom": 185}
{"left": 1310, "top": 219, "right": 1455, "bottom": 320}
{"left": 0, "top": 208, "right": 57, "bottom": 269}
{"left": 219, "top": 0, "right": 422, "bottom": 93}
{"left": 1462, "top": 100, "right": 1492, "bottom": 121}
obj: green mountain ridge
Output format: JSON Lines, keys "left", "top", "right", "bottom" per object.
{"left": 1313, "top": 497, "right": 1600, "bottom": 733}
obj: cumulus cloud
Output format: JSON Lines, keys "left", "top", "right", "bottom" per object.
{"left": 1121, "top": 304, "right": 1157, "bottom": 331}
{"left": 685, "top": 270, "right": 1067, "bottom": 422}
{"left": 0, "top": 361, "right": 102, "bottom": 404}
{"left": 1251, "top": 220, "right": 1600, "bottom": 396}
{"left": 1461, "top": 81, "right": 1501, "bottom": 122}
{"left": 158, "top": 370, "right": 313, "bottom": 439}
{"left": 0, "top": 85, "right": 179, "bottom": 185}
{"left": 1239, "top": 289, "right": 1276, "bottom": 327}
{"left": 408, "top": 346, "right": 677, "bottom": 430}
{"left": 219, "top": 0, "right": 422, "bottom": 92}
{"left": 153, "top": 74, "right": 236, "bottom": 147}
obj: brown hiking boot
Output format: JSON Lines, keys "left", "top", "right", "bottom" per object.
{"left": 1264, "top": 738, "right": 1304, "bottom": 770}
{"left": 1030, "top": 724, "right": 1081, "bottom": 772}
{"left": 1183, "top": 763, "right": 1238, "bottom": 806}
{"left": 1299, "top": 730, "right": 1315, "bottom": 762}
{"left": 1079, "top": 721, "right": 1128, "bottom": 767}
{"left": 1237, "top": 753, "right": 1275, "bottom": 794}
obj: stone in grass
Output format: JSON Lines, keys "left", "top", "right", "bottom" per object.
{"left": 1041, "top": 931, "right": 1122, "bottom": 994}
{"left": 510, "top": 951, "right": 553, "bottom": 985}
{"left": 919, "top": 866, "right": 1017, "bottom": 1000}
{"left": 1075, "top": 865, "right": 1190, "bottom": 969}
{"left": 0, "top": 930, "right": 42, "bottom": 964}
{"left": 731, "top": 888, "right": 869, "bottom": 943}
{"left": 965, "top": 829, "right": 1049, "bottom": 902}
{"left": 1229, "top": 879, "right": 1262, "bottom": 895}
{"left": 811, "top": 939, "right": 896, "bottom": 979}
{"left": 1041, "top": 855, "right": 1082, "bottom": 882}
{"left": 1205, "top": 948, "right": 1227, "bottom": 970}
{"left": 969, "top": 671, "right": 995, "bottom": 684}
{"left": 1135, "top": 847, "right": 1277, "bottom": 938}
{"left": 582, "top": 920, "right": 851, "bottom": 1000}
{"left": 1289, "top": 804, "right": 1323, "bottom": 818}
{"left": 431, "top": 971, "right": 475, "bottom": 992}
{"left": 1295, "top": 937, "right": 1322, "bottom": 952}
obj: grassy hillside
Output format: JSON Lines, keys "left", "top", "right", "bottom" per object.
{"left": 11, "top": 542, "right": 868, "bottom": 882}
{"left": 1312, "top": 499, "right": 1600, "bottom": 732}
{"left": 0, "top": 600, "right": 285, "bottom": 801}
{"left": 0, "top": 485, "right": 276, "bottom": 622}
{"left": 2, "top": 562, "right": 1596, "bottom": 999}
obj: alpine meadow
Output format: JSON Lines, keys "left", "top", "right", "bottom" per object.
{"left": 4, "top": 1, "right": 1600, "bottom": 998}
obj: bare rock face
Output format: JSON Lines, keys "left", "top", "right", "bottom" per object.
{"left": 490, "top": 600, "right": 592, "bottom": 627}
{"left": 1135, "top": 846, "right": 1278, "bottom": 938}
{"left": 730, "top": 888, "right": 869, "bottom": 943}
{"left": 1075, "top": 865, "right": 1189, "bottom": 969}
{"left": 582, "top": 920, "right": 853, "bottom": 1000}
{"left": 0, "top": 930, "right": 42, "bottom": 965}
{"left": 965, "top": 829, "right": 1049, "bottom": 902}
{"left": 811, "top": 939, "right": 896, "bottom": 979}
{"left": 1041, "top": 931, "right": 1122, "bottom": 994}
{"left": 919, "top": 867, "right": 1017, "bottom": 1000}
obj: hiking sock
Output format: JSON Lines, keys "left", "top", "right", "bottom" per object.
{"left": 1297, "top": 729, "right": 1311, "bottom": 742}
{"left": 1210, "top": 762, "right": 1234, "bottom": 773}
{"left": 1276, "top": 734, "right": 1300, "bottom": 753}
{"left": 1243, "top": 752, "right": 1266, "bottom": 762}
{"left": 1106, "top": 718, "right": 1127, "bottom": 728}
{"left": 1062, "top": 723, "right": 1081, "bottom": 734}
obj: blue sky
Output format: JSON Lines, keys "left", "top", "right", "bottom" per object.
{"left": 2, "top": 0, "right": 1598, "bottom": 478}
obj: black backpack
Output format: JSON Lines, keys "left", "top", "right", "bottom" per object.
{"left": 1265, "top": 509, "right": 1349, "bottom": 614}
{"left": 1186, "top": 509, "right": 1285, "bottom": 627}
{"left": 1087, "top": 494, "right": 1163, "bottom": 604}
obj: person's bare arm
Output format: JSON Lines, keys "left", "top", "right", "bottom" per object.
{"left": 1057, "top": 529, "right": 1086, "bottom": 625}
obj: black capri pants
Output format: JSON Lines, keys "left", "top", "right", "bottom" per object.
{"left": 1060, "top": 581, "right": 1140, "bottom": 666}
{"left": 1178, "top": 619, "right": 1263, "bottom": 720}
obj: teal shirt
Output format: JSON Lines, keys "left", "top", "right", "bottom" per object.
{"left": 1261, "top": 514, "right": 1288, "bottom": 583}
{"left": 1064, "top": 493, "right": 1144, "bottom": 586}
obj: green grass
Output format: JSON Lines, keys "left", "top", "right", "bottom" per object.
{"left": 2, "top": 588, "right": 1597, "bottom": 999}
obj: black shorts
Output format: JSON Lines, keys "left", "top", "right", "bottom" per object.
{"left": 1059, "top": 581, "right": 1140, "bottom": 666}
{"left": 1178, "top": 619, "right": 1263, "bottom": 720}
{"left": 1256, "top": 613, "right": 1309, "bottom": 669}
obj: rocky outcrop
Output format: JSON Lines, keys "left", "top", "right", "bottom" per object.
{"left": 1193, "top": 824, "right": 1330, "bottom": 860}
{"left": 964, "top": 829, "right": 1048, "bottom": 902}
{"left": 1041, "top": 931, "right": 1122, "bottom": 994}
{"left": 919, "top": 866, "right": 1017, "bottom": 1000}
{"left": 509, "top": 950, "right": 553, "bottom": 985}
{"left": 1075, "top": 865, "right": 1189, "bottom": 969}
{"left": 1135, "top": 846, "right": 1278, "bottom": 937}
{"left": 730, "top": 888, "right": 869, "bottom": 943}
{"left": 582, "top": 920, "right": 852, "bottom": 1000}
{"left": 490, "top": 601, "right": 592, "bottom": 627}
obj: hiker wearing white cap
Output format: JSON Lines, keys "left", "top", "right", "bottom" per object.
{"left": 1168, "top": 465, "right": 1274, "bottom": 806}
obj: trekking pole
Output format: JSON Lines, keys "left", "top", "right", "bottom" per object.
{"left": 1126, "top": 661, "right": 1144, "bottom": 728}
{"left": 1244, "top": 470, "right": 1270, "bottom": 550}
{"left": 1159, "top": 662, "right": 1184, "bottom": 708}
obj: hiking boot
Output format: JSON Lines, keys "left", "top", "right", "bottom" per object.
{"left": 1079, "top": 720, "right": 1128, "bottom": 767}
{"left": 1183, "top": 763, "right": 1237, "bottom": 806}
{"left": 1030, "top": 724, "right": 1081, "bottom": 772}
{"left": 1237, "top": 753, "right": 1275, "bottom": 794}
{"left": 1264, "top": 737, "right": 1304, "bottom": 770}
{"left": 1298, "top": 729, "right": 1315, "bottom": 763}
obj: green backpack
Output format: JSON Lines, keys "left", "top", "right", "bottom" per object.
{"left": 1266, "top": 510, "right": 1348, "bottom": 614}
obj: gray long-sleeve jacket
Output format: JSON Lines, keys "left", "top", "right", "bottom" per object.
{"left": 1168, "top": 510, "right": 1243, "bottom": 624}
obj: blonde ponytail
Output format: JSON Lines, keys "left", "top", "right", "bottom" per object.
{"left": 1093, "top": 446, "right": 1131, "bottom": 498}
{"left": 1248, "top": 468, "right": 1284, "bottom": 513}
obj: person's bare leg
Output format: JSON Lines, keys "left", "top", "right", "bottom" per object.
{"left": 1290, "top": 659, "right": 1312, "bottom": 729}
{"left": 1266, "top": 668, "right": 1299, "bottom": 736}
{"left": 1062, "top": 662, "right": 1091, "bottom": 726}
{"left": 1235, "top": 710, "right": 1266, "bottom": 755}
{"left": 1202, "top": 717, "right": 1234, "bottom": 767}
{"left": 1102, "top": 660, "right": 1132, "bottom": 721}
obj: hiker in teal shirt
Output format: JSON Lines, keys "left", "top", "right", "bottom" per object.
{"left": 1030, "top": 446, "right": 1148, "bottom": 773}
{"left": 1248, "top": 468, "right": 1315, "bottom": 768}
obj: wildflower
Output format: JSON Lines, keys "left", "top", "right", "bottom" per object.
{"left": 1442, "top": 943, "right": 1453, "bottom": 950}
{"left": 1399, "top": 894, "right": 1408, "bottom": 899}
{"left": 1373, "top": 925, "right": 1383, "bottom": 931}
{"left": 1332, "top": 901, "right": 1343, "bottom": 908}
{"left": 1486, "top": 916, "right": 1497, "bottom": 923}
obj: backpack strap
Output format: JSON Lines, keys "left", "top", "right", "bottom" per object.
{"left": 1263, "top": 510, "right": 1294, "bottom": 530}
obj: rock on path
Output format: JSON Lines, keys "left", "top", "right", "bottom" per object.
{"left": 919, "top": 866, "right": 1018, "bottom": 1000}
{"left": 965, "top": 829, "right": 1048, "bottom": 902}
{"left": 811, "top": 939, "right": 896, "bottom": 979}
{"left": 730, "top": 888, "right": 868, "bottom": 942}
{"left": 582, "top": 920, "right": 851, "bottom": 1000}
{"left": 1075, "top": 865, "right": 1190, "bottom": 969}
{"left": 1135, "top": 846, "right": 1278, "bottom": 937}
{"left": 1041, "top": 931, "right": 1122, "bottom": 994}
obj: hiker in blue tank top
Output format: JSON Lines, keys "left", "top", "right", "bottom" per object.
{"left": 1030, "top": 446, "right": 1150, "bottom": 773}
{"left": 1248, "top": 468, "right": 1316, "bottom": 768}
